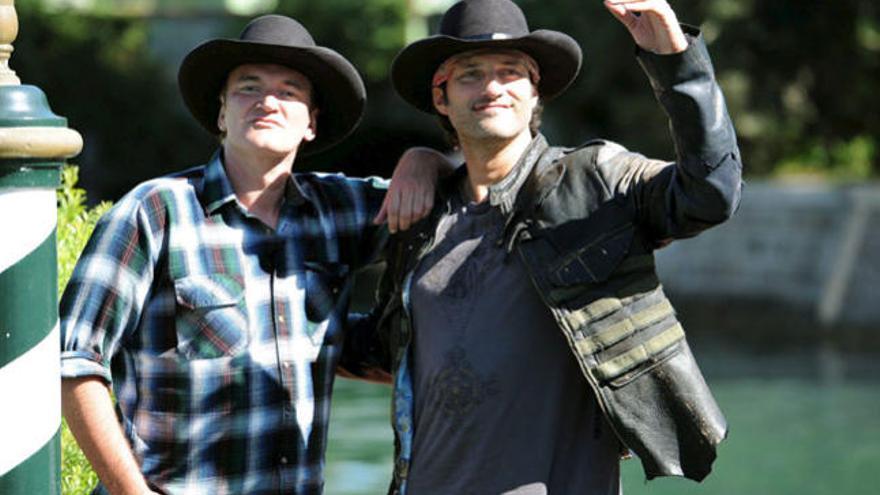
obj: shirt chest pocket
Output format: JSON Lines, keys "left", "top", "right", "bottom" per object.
{"left": 173, "top": 274, "right": 248, "bottom": 359}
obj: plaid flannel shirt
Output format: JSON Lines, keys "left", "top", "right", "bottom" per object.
{"left": 60, "top": 153, "right": 388, "bottom": 494}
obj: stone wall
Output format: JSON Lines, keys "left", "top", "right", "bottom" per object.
{"left": 656, "top": 180, "right": 880, "bottom": 335}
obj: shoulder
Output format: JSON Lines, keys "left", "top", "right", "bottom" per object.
{"left": 556, "top": 139, "right": 629, "bottom": 168}
{"left": 103, "top": 165, "right": 206, "bottom": 226}
{"left": 295, "top": 171, "right": 388, "bottom": 208}
{"left": 297, "top": 171, "right": 388, "bottom": 192}
{"left": 126, "top": 165, "right": 203, "bottom": 202}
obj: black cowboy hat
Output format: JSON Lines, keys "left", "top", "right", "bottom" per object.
{"left": 391, "top": 0, "right": 582, "bottom": 113}
{"left": 178, "top": 15, "right": 365, "bottom": 156}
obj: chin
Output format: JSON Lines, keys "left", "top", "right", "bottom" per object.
{"left": 246, "top": 136, "right": 303, "bottom": 155}
{"left": 477, "top": 127, "right": 524, "bottom": 141}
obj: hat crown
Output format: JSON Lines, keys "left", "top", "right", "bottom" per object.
{"left": 239, "top": 14, "right": 316, "bottom": 48}
{"left": 440, "top": 0, "right": 530, "bottom": 39}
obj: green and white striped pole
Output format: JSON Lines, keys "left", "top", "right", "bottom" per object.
{"left": 0, "top": 1, "right": 82, "bottom": 492}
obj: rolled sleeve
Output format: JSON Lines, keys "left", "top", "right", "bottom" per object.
{"left": 59, "top": 196, "right": 158, "bottom": 383}
{"left": 60, "top": 351, "right": 112, "bottom": 382}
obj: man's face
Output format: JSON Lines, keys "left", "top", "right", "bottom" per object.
{"left": 218, "top": 63, "right": 318, "bottom": 159}
{"left": 432, "top": 51, "right": 539, "bottom": 144}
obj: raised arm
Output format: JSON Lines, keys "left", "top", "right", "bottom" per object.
{"left": 598, "top": 2, "right": 742, "bottom": 242}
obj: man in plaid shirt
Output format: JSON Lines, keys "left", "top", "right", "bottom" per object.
{"left": 60, "top": 15, "right": 442, "bottom": 494}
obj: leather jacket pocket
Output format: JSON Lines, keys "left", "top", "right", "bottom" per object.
{"left": 548, "top": 222, "right": 634, "bottom": 287}
{"left": 569, "top": 288, "right": 685, "bottom": 388}
{"left": 173, "top": 274, "right": 247, "bottom": 359}
{"left": 605, "top": 338, "right": 683, "bottom": 388}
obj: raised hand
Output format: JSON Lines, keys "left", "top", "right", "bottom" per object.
{"left": 603, "top": 0, "right": 688, "bottom": 54}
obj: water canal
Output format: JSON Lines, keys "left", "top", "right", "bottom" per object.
{"left": 323, "top": 347, "right": 880, "bottom": 495}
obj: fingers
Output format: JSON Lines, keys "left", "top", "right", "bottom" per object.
{"left": 603, "top": 0, "right": 649, "bottom": 31}
{"left": 603, "top": 0, "right": 686, "bottom": 54}
{"left": 397, "top": 186, "right": 415, "bottom": 232}
{"left": 377, "top": 181, "right": 435, "bottom": 233}
{"left": 411, "top": 189, "right": 427, "bottom": 225}
{"left": 604, "top": 0, "right": 672, "bottom": 19}
{"left": 422, "top": 194, "right": 434, "bottom": 218}
{"left": 603, "top": 0, "right": 628, "bottom": 18}
{"left": 383, "top": 145, "right": 447, "bottom": 232}
{"left": 387, "top": 186, "right": 402, "bottom": 233}
{"left": 372, "top": 197, "right": 388, "bottom": 226}
{"left": 375, "top": 187, "right": 402, "bottom": 233}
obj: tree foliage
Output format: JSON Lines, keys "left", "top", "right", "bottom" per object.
{"left": 14, "top": 4, "right": 217, "bottom": 201}
{"left": 11, "top": 0, "right": 880, "bottom": 205}
{"left": 518, "top": 0, "right": 880, "bottom": 178}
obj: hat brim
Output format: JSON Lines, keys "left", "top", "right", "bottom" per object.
{"left": 391, "top": 29, "right": 582, "bottom": 113}
{"left": 178, "top": 39, "right": 366, "bottom": 156}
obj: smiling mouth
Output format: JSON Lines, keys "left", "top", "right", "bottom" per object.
{"left": 473, "top": 103, "right": 510, "bottom": 113}
{"left": 251, "top": 118, "right": 283, "bottom": 128}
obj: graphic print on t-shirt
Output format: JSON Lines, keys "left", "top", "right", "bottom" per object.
{"left": 428, "top": 346, "right": 500, "bottom": 421}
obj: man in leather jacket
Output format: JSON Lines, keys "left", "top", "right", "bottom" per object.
{"left": 344, "top": 1, "right": 742, "bottom": 493}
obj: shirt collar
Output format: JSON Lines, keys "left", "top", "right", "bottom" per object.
{"left": 201, "top": 152, "right": 238, "bottom": 215}
{"left": 487, "top": 133, "right": 549, "bottom": 215}
{"left": 201, "top": 150, "right": 309, "bottom": 216}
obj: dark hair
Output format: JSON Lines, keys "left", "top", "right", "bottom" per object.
{"left": 434, "top": 85, "right": 544, "bottom": 148}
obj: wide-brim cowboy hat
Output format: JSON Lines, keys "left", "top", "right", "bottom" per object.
{"left": 178, "top": 14, "right": 365, "bottom": 156}
{"left": 391, "top": 0, "right": 582, "bottom": 113}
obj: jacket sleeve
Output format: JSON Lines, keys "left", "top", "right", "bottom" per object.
{"left": 598, "top": 26, "right": 743, "bottom": 242}
{"left": 337, "top": 235, "right": 404, "bottom": 383}
{"left": 338, "top": 310, "right": 393, "bottom": 383}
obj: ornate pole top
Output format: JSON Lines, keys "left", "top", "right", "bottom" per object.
{"left": 0, "top": 1, "right": 83, "bottom": 159}
{"left": 0, "top": 0, "right": 21, "bottom": 86}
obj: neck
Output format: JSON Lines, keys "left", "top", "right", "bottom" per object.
{"left": 459, "top": 130, "right": 533, "bottom": 204}
{"left": 222, "top": 144, "right": 297, "bottom": 229}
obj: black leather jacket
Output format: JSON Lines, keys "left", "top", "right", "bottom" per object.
{"left": 344, "top": 30, "right": 742, "bottom": 492}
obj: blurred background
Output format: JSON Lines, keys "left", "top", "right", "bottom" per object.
{"left": 11, "top": 0, "right": 879, "bottom": 493}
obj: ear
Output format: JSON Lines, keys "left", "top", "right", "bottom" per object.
{"left": 432, "top": 87, "right": 449, "bottom": 116}
{"left": 217, "top": 94, "right": 227, "bottom": 132}
{"left": 526, "top": 83, "right": 539, "bottom": 111}
{"left": 303, "top": 107, "right": 319, "bottom": 142}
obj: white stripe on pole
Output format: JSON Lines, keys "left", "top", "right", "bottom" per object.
{"left": 0, "top": 188, "right": 57, "bottom": 274}
{"left": 0, "top": 323, "right": 61, "bottom": 476}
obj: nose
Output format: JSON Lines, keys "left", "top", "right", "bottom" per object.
{"left": 256, "top": 93, "right": 281, "bottom": 111}
{"left": 483, "top": 78, "right": 505, "bottom": 98}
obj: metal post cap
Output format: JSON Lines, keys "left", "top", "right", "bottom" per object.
{"left": 0, "top": 85, "right": 68, "bottom": 127}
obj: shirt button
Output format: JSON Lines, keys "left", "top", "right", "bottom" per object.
{"left": 282, "top": 361, "right": 291, "bottom": 369}
{"left": 278, "top": 315, "right": 285, "bottom": 323}
{"left": 280, "top": 456, "right": 288, "bottom": 465}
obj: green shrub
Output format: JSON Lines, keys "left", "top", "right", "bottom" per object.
{"left": 775, "top": 135, "right": 876, "bottom": 181}
{"left": 58, "top": 165, "right": 110, "bottom": 494}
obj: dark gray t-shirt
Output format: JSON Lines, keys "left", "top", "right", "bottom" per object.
{"left": 407, "top": 187, "right": 621, "bottom": 495}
